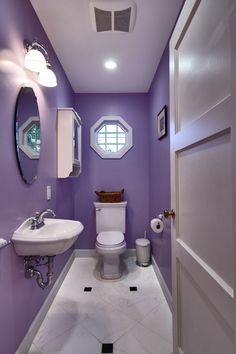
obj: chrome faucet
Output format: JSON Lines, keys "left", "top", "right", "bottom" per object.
{"left": 31, "top": 209, "right": 56, "bottom": 230}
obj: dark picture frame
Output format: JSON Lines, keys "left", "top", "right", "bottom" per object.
{"left": 157, "top": 105, "right": 167, "bottom": 140}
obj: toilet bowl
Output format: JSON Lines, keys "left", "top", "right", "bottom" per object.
{"left": 96, "top": 231, "right": 126, "bottom": 279}
{"left": 94, "top": 202, "right": 127, "bottom": 279}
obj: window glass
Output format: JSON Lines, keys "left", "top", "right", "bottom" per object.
{"left": 26, "top": 123, "right": 40, "bottom": 153}
{"left": 96, "top": 122, "right": 127, "bottom": 153}
{"left": 90, "top": 116, "right": 132, "bottom": 159}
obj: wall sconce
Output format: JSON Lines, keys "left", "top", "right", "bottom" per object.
{"left": 24, "top": 40, "right": 57, "bottom": 87}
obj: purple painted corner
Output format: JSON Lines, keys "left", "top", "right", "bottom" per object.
{"left": 148, "top": 45, "right": 172, "bottom": 292}
{"left": 0, "top": 0, "right": 74, "bottom": 353}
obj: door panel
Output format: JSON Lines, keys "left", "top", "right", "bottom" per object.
{"left": 177, "top": 130, "right": 233, "bottom": 286}
{"left": 178, "top": 263, "right": 234, "bottom": 354}
{"left": 177, "top": 0, "right": 231, "bottom": 130}
{"left": 170, "top": 0, "right": 236, "bottom": 353}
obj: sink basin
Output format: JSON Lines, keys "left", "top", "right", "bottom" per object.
{"left": 12, "top": 218, "right": 84, "bottom": 256}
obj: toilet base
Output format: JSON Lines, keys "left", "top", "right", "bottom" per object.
{"left": 96, "top": 241, "right": 126, "bottom": 280}
{"left": 101, "top": 254, "right": 121, "bottom": 280}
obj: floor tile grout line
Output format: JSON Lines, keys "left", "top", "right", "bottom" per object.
{"left": 112, "top": 323, "right": 153, "bottom": 354}
{"left": 79, "top": 309, "right": 140, "bottom": 345}
{"left": 126, "top": 321, "right": 168, "bottom": 354}
{"left": 138, "top": 321, "right": 173, "bottom": 346}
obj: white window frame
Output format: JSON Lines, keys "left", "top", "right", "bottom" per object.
{"left": 90, "top": 116, "right": 133, "bottom": 159}
{"left": 19, "top": 116, "right": 40, "bottom": 159}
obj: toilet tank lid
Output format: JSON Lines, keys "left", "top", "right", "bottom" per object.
{"left": 94, "top": 201, "right": 127, "bottom": 208}
{"left": 97, "top": 231, "right": 124, "bottom": 245}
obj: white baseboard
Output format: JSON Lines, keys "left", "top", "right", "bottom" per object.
{"left": 74, "top": 249, "right": 98, "bottom": 258}
{"left": 74, "top": 248, "right": 136, "bottom": 258}
{"left": 124, "top": 248, "right": 136, "bottom": 258}
{"left": 15, "top": 252, "right": 75, "bottom": 354}
{"left": 152, "top": 256, "right": 172, "bottom": 312}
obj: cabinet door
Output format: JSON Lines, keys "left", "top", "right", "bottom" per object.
{"left": 72, "top": 113, "right": 82, "bottom": 175}
{"left": 57, "top": 108, "right": 82, "bottom": 178}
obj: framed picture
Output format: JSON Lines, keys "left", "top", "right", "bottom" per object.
{"left": 157, "top": 105, "right": 167, "bottom": 140}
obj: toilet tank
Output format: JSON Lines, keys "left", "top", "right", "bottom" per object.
{"left": 94, "top": 201, "right": 127, "bottom": 234}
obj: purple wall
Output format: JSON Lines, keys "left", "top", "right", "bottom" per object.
{"left": 148, "top": 46, "right": 172, "bottom": 292}
{"left": 0, "top": 1, "right": 74, "bottom": 353}
{"left": 73, "top": 93, "right": 149, "bottom": 249}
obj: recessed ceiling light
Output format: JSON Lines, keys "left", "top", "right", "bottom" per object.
{"left": 104, "top": 59, "right": 117, "bottom": 70}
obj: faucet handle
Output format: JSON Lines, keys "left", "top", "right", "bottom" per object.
{"left": 30, "top": 213, "right": 39, "bottom": 229}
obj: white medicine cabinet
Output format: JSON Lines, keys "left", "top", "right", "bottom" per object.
{"left": 57, "top": 108, "right": 82, "bottom": 178}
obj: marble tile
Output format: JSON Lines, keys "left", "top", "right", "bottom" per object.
{"left": 93, "top": 274, "right": 164, "bottom": 322}
{"left": 53, "top": 291, "right": 108, "bottom": 324}
{"left": 37, "top": 324, "right": 102, "bottom": 354}
{"left": 141, "top": 301, "right": 173, "bottom": 343}
{"left": 114, "top": 331, "right": 149, "bottom": 354}
{"left": 81, "top": 303, "right": 137, "bottom": 343}
{"left": 27, "top": 257, "right": 173, "bottom": 354}
{"left": 33, "top": 303, "right": 78, "bottom": 348}
{"left": 65, "top": 257, "right": 99, "bottom": 281}
{"left": 27, "top": 343, "right": 42, "bottom": 354}
{"left": 129, "top": 322, "right": 172, "bottom": 354}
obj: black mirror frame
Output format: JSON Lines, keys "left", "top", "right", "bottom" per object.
{"left": 14, "top": 87, "right": 40, "bottom": 185}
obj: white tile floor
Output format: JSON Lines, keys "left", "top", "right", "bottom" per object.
{"left": 28, "top": 257, "right": 173, "bottom": 354}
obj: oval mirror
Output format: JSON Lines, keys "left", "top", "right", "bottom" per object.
{"left": 14, "top": 87, "right": 40, "bottom": 184}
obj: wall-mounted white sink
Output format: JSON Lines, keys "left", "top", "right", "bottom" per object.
{"left": 12, "top": 218, "right": 84, "bottom": 256}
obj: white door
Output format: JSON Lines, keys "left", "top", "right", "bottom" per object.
{"left": 169, "top": 0, "right": 236, "bottom": 353}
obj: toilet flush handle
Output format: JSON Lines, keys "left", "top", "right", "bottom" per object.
{"left": 96, "top": 208, "right": 101, "bottom": 212}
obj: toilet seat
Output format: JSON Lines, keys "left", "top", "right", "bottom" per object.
{"left": 96, "top": 231, "right": 124, "bottom": 248}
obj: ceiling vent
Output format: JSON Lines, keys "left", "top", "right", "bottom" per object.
{"left": 90, "top": 1, "right": 137, "bottom": 33}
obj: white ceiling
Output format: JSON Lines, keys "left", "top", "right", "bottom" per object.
{"left": 30, "top": 0, "right": 183, "bottom": 93}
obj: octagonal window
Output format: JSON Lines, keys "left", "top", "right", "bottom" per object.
{"left": 26, "top": 123, "right": 40, "bottom": 153}
{"left": 90, "top": 116, "right": 133, "bottom": 159}
{"left": 19, "top": 116, "right": 40, "bottom": 159}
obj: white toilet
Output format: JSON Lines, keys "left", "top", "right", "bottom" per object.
{"left": 94, "top": 201, "right": 127, "bottom": 279}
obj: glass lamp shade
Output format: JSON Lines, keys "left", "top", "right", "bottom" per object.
{"left": 38, "top": 67, "right": 57, "bottom": 87}
{"left": 24, "top": 48, "right": 47, "bottom": 72}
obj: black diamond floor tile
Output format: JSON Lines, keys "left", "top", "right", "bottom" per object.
{"left": 129, "top": 286, "right": 138, "bottom": 291}
{"left": 101, "top": 343, "right": 113, "bottom": 353}
{"left": 84, "top": 287, "right": 92, "bottom": 292}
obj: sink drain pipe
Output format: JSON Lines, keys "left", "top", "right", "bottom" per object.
{"left": 24, "top": 256, "right": 54, "bottom": 290}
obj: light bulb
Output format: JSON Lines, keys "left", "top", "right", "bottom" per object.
{"left": 24, "top": 48, "right": 47, "bottom": 73}
{"left": 38, "top": 67, "right": 57, "bottom": 87}
{"left": 104, "top": 59, "right": 117, "bottom": 70}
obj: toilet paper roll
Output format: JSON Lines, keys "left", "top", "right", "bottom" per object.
{"left": 150, "top": 218, "right": 164, "bottom": 233}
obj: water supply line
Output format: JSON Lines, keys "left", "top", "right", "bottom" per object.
{"left": 24, "top": 256, "right": 54, "bottom": 290}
